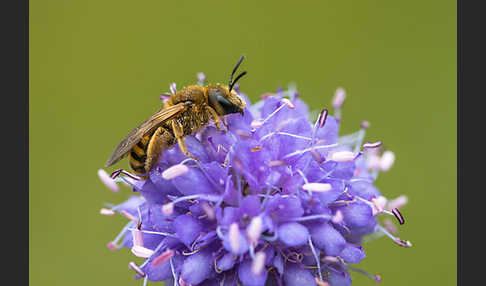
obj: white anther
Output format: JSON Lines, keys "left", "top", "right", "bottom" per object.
{"left": 251, "top": 251, "right": 266, "bottom": 275}
{"left": 302, "top": 183, "right": 333, "bottom": 192}
{"left": 131, "top": 245, "right": 155, "bottom": 258}
{"left": 162, "top": 164, "right": 189, "bottom": 180}
{"left": 380, "top": 151, "right": 395, "bottom": 171}
{"left": 98, "top": 169, "right": 119, "bottom": 192}
{"left": 247, "top": 216, "right": 263, "bottom": 243}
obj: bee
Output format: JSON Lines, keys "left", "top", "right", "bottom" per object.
{"left": 105, "top": 56, "right": 248, "bottom": 179}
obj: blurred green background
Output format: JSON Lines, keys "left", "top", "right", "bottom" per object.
{"left": 30, "top": 0, "right": 456, "bottom": 285}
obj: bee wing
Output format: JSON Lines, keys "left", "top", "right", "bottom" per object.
{"left": 105, "top": 103, "right": 186, "bottom": 167}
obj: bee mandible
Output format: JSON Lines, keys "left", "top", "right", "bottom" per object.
{"left": 105, "top": 56, "right": 247, "bottom": 179}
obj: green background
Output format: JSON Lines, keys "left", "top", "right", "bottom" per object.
{"left": 30, "top": 1, "right": 456, "bottom": 285}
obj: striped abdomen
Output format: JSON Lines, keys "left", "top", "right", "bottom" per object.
{"left": 129, "top": 133, "right": 152, "bottom": 175}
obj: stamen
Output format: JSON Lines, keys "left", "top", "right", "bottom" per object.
{"left": 282, "top": 143, "right": 339, "bottom": 159}
{"left": 100, "top": 208, "right": 116, "bottom": 216}
{"left": 251, "top": 251, "right": 266, "bottom": 275}
{"left": 162, "top": 203, "right": 174, "bottom": 215}
{"left": 332, "top": 87, "right": 346, "bottom": 109}
{"left": 131, "top": 245, "right": 155, "bottom": 258}
{"left": 127, "top": 228, "right": 176, "bottom": 237}
{"left": 392, "top": 208, "right": 405, "bottom": 225}
{"left": 251, "top": 120, "right": 263, "bottom": 128}
{"left": 387, "top": 195, "right": 408, "bottom": 210}
{"left": 201, "top": 203, "right": 216, "bottom": 220}
{"left": 162, "top": 164, "right": 189, "bottom": 180}
{"left": 292, "top": 214, "right": 332, "bottom": 222}
{"left": 152, "top": 249, "right": 175, "bottom": 267}
{"left": 251, "top": 146, "right": 263, "bottom": 152}
{"left": 376, "top": 225, "right": 412, "bottom": 247}
{"left": 229, "top": 222, "right": 240, "bottom": 252}
{"left": 319, "top": 109, "right": 328, "bottom": 128}
{"left": 360, "top": 120, "right": 370, "bottom": 129}
{"left": 171, "top": 194, "right": 221, "bottom": 205}
{"left": 295, "top": 169, "right": 309, "bottom": 185}
{"left": 169, "top": 257, "right": 178, "bottom": 286}
{"left": 259, "top": 131, "right": 313, "bottom": 143}
{"left": 132, "top": 229, "right": 144, "bottom": 247}
{"left": 383, "top": 218, "right": 398, "bottom": 235}
{"left": 322, "top": 256, "right": 340, "bottom": 264}
{"left": 281, "top": 98, "right": 295, "bottom": 109}
{"left": 121, "top": 210, "right": 139, "bottom": 223}
{"left": 267, "top": 160, "right": 286, "bottom": 167}
{"left": 311, "top": 147, "right": 324, "bottom": 163}
{"left": 247, "top": 216, "right": 263, "bottom": 244}
{"left": 379, "top": 151, "right": 395, "bottom": 171}
{"left": 160, "top": 93, "right": 171, "bottom": 103}
{"left": 170, "top": 82, "right": 177, "bottom": 94}
{"left": 110, "top": 169, "right": 143, "bottom": 181}
{"left": 109, "top": 221, "right": 135, "bottom": 250}
{"left": 142, "top": 275, "right": 148, "bottom": 286}
{"left": 328, "top": 151, "right": 356, "bottom": 162}
{"left": 346, "top": 265, "right": 382, "bottom": 284}
{"left": 308, "top": 237, "right": 323, "bottom": 281}
{"left": 98, "top": 169, "right": 119, "bottom": 192}
{"left": 128, "top": 262, "right": 145, "bottom": 277}
{"left": 107, "top": 241, "right": 118, "bottom": 250}
{"left": 197, "top": 72, "right": 206, "bottom": 84}
{"left": 252, "top": 98, "right": 295, "bottom": 129}
{"left": 332, "top": 210, "right": 343, "bottom": 224}
{"left": 363, "top": 141, "right": 382, "bottom": 149}
{"left": 302, "top": 183, "right": 332, "bottom": 193}
{"left": 260, "top": 92, "right": 275, "bottom": 99}
{"left": 371, "top": 196, "right": 387, "bottom": 215}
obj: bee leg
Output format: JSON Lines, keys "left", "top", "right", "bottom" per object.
{"left": 222, "top": 117, "right": 229, "bottom": 130}
{"left": 172, "top": 120, "right": 200, "bottom": 162}
{"left": 145, "top": 127, "right": 175, "bottom": 173}
{"left": 206, "top": 106, "right": 226, "bottom": 133}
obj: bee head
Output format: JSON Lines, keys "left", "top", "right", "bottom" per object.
{"left": 207, "top": 85, "right": 246, "bottom": 116}
{"left": 207, "top": 55, "right": 247, "bottom": 116}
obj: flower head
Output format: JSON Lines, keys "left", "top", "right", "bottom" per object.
{"left": 100, "top": 81, "right": 410, "bottom": 286}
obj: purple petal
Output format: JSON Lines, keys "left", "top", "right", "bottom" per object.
{"left": 282, "top": 263, "right": 317, "bottom": 286}
{"left": 267, "top": 195, "right": 304, "bottom": 222}
{"left": 216, "top": 253, "right": 237, "bottom": 271}
{"left": 277, "top": 222, "right": 309, "bottom": 247}
{"left": 348, "top": 180, "right": 381, "bottom": 200}
{"left": 180, "top": 248, "right": 215, "bottom": 285}
{"left": 340, "top": 243, "right": 366, "bottom": 264}
{"left": 341, "top": 201, "right": 374, "bottom": 228}
{"left": 174, "top": 215, "right": 203, "bottom": 248}
{"left": 309, "top": 222, "right": 346, "bottom": 256}
{"left": 238, "top": 195, "right": 261, "bottom": 218}
{"left": 325, "top": 268, "right": 352, "bottom": 286}
{"left": 171, "top": 167, "right": 217, "bottom": 196}
{"left": 238, "top": 259, "right": 268, "bottom": 286}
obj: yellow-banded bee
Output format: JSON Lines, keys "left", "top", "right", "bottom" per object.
{"left": 105, "top": 56, "right": 247, "bottom": 179}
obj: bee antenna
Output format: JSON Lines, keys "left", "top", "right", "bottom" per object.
{"left": 229, "top": 55, "right": 245, "bottom": 87}
{"left": 229, "top": 71, "right": 247, "bottom": 91}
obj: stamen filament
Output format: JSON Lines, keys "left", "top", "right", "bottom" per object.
{"left": 308, "top": 237, "right": 323, "bottom": 281}
{"left": 346, "top": 265, "right": 382, "bottom": 283}
{"left": 292, "top": 214, "right": 332, "bottom": 222}
{"left": 282, "top": 143, "right": 339, "bottom": 159}
{"left": 127, "top": 228, "right": 177, "bottom": 237}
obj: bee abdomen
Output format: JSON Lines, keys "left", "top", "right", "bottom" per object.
{"left": 129, "top": 135, "right": 151, "bottom": 175}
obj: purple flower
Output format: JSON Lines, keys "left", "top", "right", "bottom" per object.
{"left": 100, "top": 84, "right": 411, "bottom": 286}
